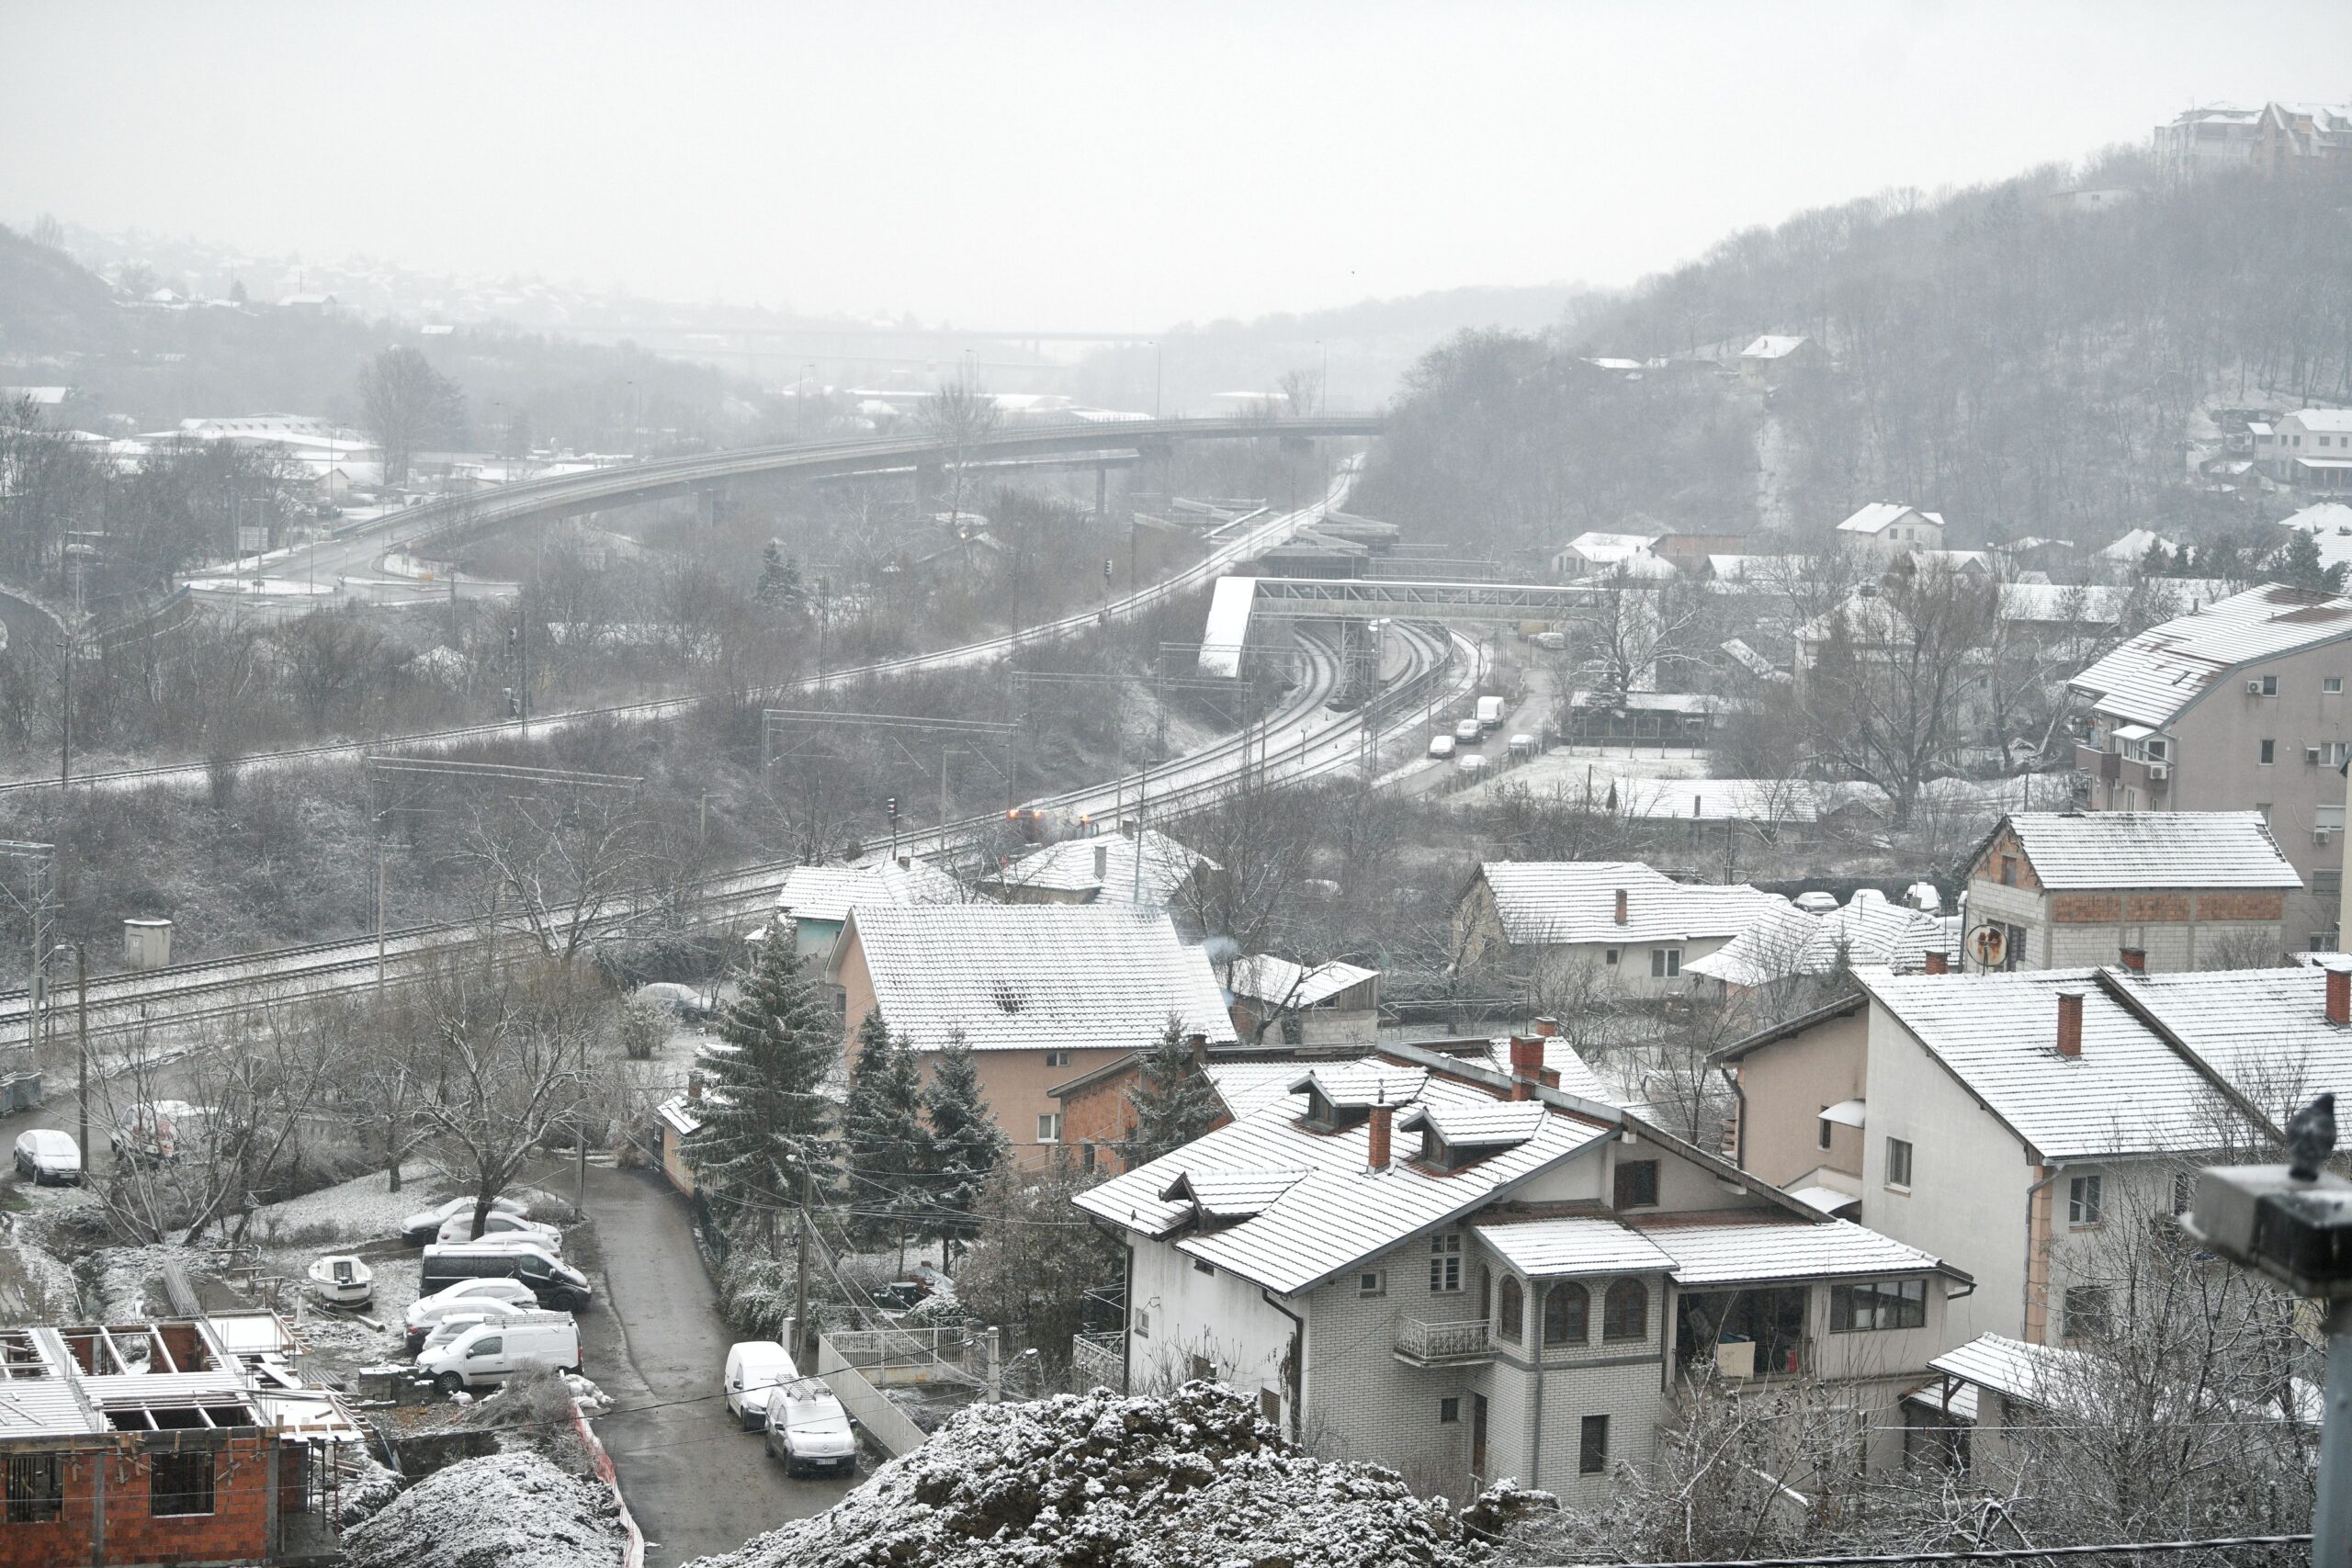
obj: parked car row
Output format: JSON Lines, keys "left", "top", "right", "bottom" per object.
{"left": 407, "top": 1235, "right": 593, "bottom": 1393}
{"left": 723, "top": 1340, "right": 858, "bottom": 1477}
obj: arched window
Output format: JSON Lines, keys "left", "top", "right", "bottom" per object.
{"left": 1544, "top": 1281, "right": 1589, "bottom": 1347}
{"left": 1602, "top": 1279, "right": 1648, "bottom": 1342}
{"left": 1498, "top": 1277, "right": 1523, "bottom": 1343}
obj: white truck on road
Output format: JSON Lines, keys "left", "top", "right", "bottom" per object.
{"left": 1476, "top": 695, "right": 1505, "bottom": 731}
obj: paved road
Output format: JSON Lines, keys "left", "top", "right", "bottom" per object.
{"left": 580, "top": 1166, "right": 851, "bottom": 1566}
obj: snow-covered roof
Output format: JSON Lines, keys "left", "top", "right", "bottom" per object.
{"left": 1608, "top": 776, "right": 1887, "bottom": 826}
{"left": 1624, "top": 1212, "right": 1944, "bottom": 1286}
{"left": 2069, "top": 584, "right": 2352, "bottom": 728}
{"left": 1995, "top": 811, "right": 2301, "bottom": 891}
{"left": 2288, "top": 409, "right": 2352, "bottom": 434}
{"left": 2099, "top": 526, "right": 2176, "bottom": 562}
{"left": 1561, "top": 531, "right": 1661, "bottom": 562}
{"left": 2114, "top": 964, "right": 2352, "bottom": 1129}
{"left": 1473, "top": 1216, "right": 1674, "bottom": 1277}
{"left": 656, "top": 1094, "right": 706, "bottom": 1136}
{"left": 832, "top": 904, "right": 1237, "bottom": 1054}
{"left": 984, "top": 829, "right": 1216, "bottom": 907}
{"left": 1835, "top": 502, "right": 1942, "bottom": 536}
{"left": 2278, "top": 502, "right": 2352, "bottom": 536}
{"left": 1859, "top": 969, "right": 2256, "bottom": 1160}
{"left": 1074, "top": 1060, "right": 1617, "bottom": 1294}
{"left": 1687, "top": 891, "right": 1953, "bottom": 987}
{"left": 1203, "top": 1059, "right": 1329, "bottom": 1121}
{"left": 1223, "top": 953, "right": 1378, "bottom": 1009}
{"left": 1928, "top": 1332, "right": 2090, "bottom": 1415}
{"left": 777, "top": 857, "right": 965, "bottom": 924}
{"left": 1476, "top": 861, "right": 1791, "bottom": 946}
{"left": 1739, "top": 334, "right": 1807, "bottom": 360}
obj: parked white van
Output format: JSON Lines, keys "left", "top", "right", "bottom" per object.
{"left": 763, "top": 1382, "right": 857, "bottom": 1475}
{"left": 417, "top": 1303, "right": 528, "bottom": 1353}
{"left": 434, "top": 1211, "right": 561, "bottom": 1250}
{"left": 416, "top": 1312, "right": 582, "bottom": 1392}
{"left": 724, "top": 1340, "right": 800, "bottom": 1430}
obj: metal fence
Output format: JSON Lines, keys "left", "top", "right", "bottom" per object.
{"left": 814, "top": 1334, "right": 931, "bottom": 1458}
{"left": 1070, "top": 1332, "right": 1126, "bottom": 1393}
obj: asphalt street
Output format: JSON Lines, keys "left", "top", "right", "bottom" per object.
{"left": 580, "top": 1165, "right": 853, "bottom": 1567}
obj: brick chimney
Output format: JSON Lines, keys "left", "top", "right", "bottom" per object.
{"left": 2119, "top": 946, "right": 2146, "bottom": 973}
{"left": 2327, "top": 960, "right": 2351, "bottom": 1027}
{"left": 686, "top": 1071, "right": 705, "bottom": 1101}
{"left": 1367, "top": 1103, "right": 1394, "bottom": 1170}
{"left": 1924, "top": 951, "right": 1948, "bottom": 976}
{"left": 1533, "top": 1016, "right": 1559, "bottom": 1038}
{"left": 1509, "top": 1035, "right": 1544, "bottom": 1100}
{"left": 1613, "top": 888, "right": 1629, "bottom": 926}
{"left": 1093, "top": 844, "right": 1110, "bottom": 880}
{"left": 1186, "top": 1032, "right": 1208, "bottom": 1065}
{"left": 2055, "top": 988, "right": 2085, "bottom": 1057}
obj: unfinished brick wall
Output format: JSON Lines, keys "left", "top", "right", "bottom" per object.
{"left": 0, "top": 1433, "right": 278, "bottom": 1568}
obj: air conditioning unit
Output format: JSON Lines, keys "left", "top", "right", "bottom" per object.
{"left": 2147, "top": 762, "right": 2170, "bottom": 782}
{"left": 2248, "top": 680, "right": 2267, "bottom": 694}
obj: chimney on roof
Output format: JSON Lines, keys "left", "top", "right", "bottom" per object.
{"left": 2055, "top": 988, "right": 2085, "bottom": 1057}
{"left": 1613, "top": 887, "right": 1629, "bottom": 926}
{"left": 1094, "top": 844, "right": 1110, "bottom": 881}
{"left": 1509, "top": 1035, "right": 1544, "bottom": 1100}
{"left": 2327, "top": 960, "right": 2351, "bottom": 1027}
{"left": 1368, "top": 1102, "right": 1394, "bottom": 1170}
{"left": 2120, "top": 946, "right": 2147, "bottom": 974}
{"left": 1186, "top": 1032, "right": 1208, "bottom": 1065}
{"left": 1533, "top": 1015, "right": 1559, "bottom": 1038}
{"left": 1924, "top": 951, "right": 1948, "bottom": 976}
{"left": 686, "top": 1071, "right": 705, "bottom": 1102}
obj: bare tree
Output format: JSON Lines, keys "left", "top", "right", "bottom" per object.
{"left": 455, "top": 787, "right": 653, "bottom": 965}
{"left": 1276, "top": 365, "right": 1323, "bottom": 420}
{"left": 920, "top": 378, "right": 1003, "bottom": 533}
{"left": 358, "top": 345, "right": 465, "bottom": 487}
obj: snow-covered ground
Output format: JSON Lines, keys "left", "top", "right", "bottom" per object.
{"left": 342, "top": 1450, "right": 626, "bottom": 1568}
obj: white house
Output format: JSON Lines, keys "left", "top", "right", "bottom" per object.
{"left": 1833, "top": 502, "right": 1946, "bottom": 557}
{"left": 1736, "top": 335, "right": 1814, "bottom": 387}
{"left": 1686, "top": 889, "right": 1956, "bottom": 992}
{"left": 1453, "top": 862, "right": 1792, "bottom": 997}
{"left": 1074, "top": 1038, "right": 1967, "bottom": 1501}
{"left": 2257, "top": 410, "right": 2352, "bottom": 492}
{"left": 979, "top": 827, "right": 1216, "bottom": 910}
{"left": 1552, "top": 531, "right": 1672, "bottom": 581}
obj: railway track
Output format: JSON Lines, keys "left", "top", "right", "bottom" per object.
{"left": 0, "top": 610, "right": 1453, "bottom": 1050}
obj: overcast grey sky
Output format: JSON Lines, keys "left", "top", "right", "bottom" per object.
{"left": 6, "top": 1, "right": 2346, "bottom": 331}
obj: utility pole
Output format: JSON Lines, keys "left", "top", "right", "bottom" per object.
{"left": 56, "top": 639, "right": 71, "bottom": 790}
{"left": 792, "top": 1162, "right": 814, "bottom": 1363}
{"left": 516, "top": 589, "right": 531, "bottom": 734}
{"left": 74, "top": 945, "right": 85, "bottom": 1165}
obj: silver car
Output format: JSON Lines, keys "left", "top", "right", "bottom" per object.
{"left": 13, "top": 1130, "right": 81, "bottom": 1186}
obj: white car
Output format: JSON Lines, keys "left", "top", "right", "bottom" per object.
{"left": 13, "top": 1130, "right": 80, "bottom": 1186}
{"left": 1458, "top": 754, "right": 1489, "bottom": 778}
{"left": 434, "top": 1211, "right": 561, "bottom": 1250}
{"left": 417, "top": 1303, "right": 529, "bottom": 1353}
{"left": 402, "top": 1194, "right": 529, "bottom": 1246}
{"left": 764, "top": 1382, "right": 857, "bottom": 1475}
{"left": 725, "top": 1340, "right": 800, "bottom": 1430}
{"left": 417, "top": 1313, "right": 582, "bottom": 1393}
{"left": 1453, "top": 718, "right": 1481, "bottom": 744}
{"left": 1428, "top": 735, "right": 1456, "bottom": 760}
{"left": 406, "top": 1280, "right": 539, "bottom": 1349}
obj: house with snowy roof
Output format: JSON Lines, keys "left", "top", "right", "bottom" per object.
{"left": 1961, "top": 811, "right": 2299, "bottom": 974}
{"left": 829, "top": 903, "right": 1235, "bottom": 1165}
{"left": 1222, "top": 953, "right": 1381, "bottom": 1044}
{"left": 2067, "top": 584, "right": 2352, "bottom": 931}
{"left": 1455, "top": 862, "right": 1792, "bottom": 998}
{"left": 1712, "top": 963, "right": 2341, "bottom": 1346}
{"left": 978, "top": 827, "right": 1216, "bottom": 912}
{"left": 1073, "top": 1036, "right": 1969, "bottom": 1501}
{"left": 776, "top": 854, "right": 966, "bottom": 959}
{"left": 1550, "top": 531, "right": 1675, "bottom": 581}
{"left": 2256, "top": 409, "right": 2352, "bottom": 491}
{"left": 1685, "top": 888, "right": 1956, "bottom": 993}
{"left": 1833, "top": 502, "right": 1945, "bottom": 558}
{"left": 1736, "top": 334, "right": 1815, "bottom": 388}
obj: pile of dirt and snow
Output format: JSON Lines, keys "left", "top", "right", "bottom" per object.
{"left": 341, "top": 1450, "right": 624, "bottom": 1568}
{"left": 687, "top": 1383, "right": 1540, "bottom": 1568}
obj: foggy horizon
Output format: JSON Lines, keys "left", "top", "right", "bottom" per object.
{"left": 9, "top": 0, "right": 2350, "bottom": 332}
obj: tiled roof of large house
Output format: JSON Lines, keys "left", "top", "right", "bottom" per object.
{"left": 2068, "top": 583, "right": 2352, "bottom": 728}
{"left": 1857, "top": 969, "right": 2262, "bottom": 1160}
{"left": 832, "top": 904, "right": 1235, "bottom": 1055}
{"left": 1688, "top": 891, "right": 1954, "bottom": 987}
{"left": 777, "top": 857, "right": 965, "bottom": 924}
{"left": 1075, "top": 1045, "right": 1873, "bottom": 1298}
{"left": 2109, "top": 963, "right": 2352, "bottom": 1128}
{"left": 1987, "top": 811, "right": 2301, "bottom": 891}
{"left": 1476, "top": 862, "right": 1789, "bottom": 947}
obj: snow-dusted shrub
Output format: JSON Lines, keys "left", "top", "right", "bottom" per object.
{"left": 684, "top": 1382, "right": 1544, "bottom": 1568}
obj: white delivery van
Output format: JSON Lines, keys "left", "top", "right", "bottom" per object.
{"left": 416, "top": 1312, "right": 582, "bottom": 1392}
{"left": 725, "top": 1341, "right": 800, "bottom": 1430}
{"left": 1476, "top": 695, "right": 1505, "bottom": 730}
{"left": 763, "top": 1382, "right": 857, "bottom": 1476}
{"left": 434, "top": 1211, "right": 561, "bottom": 1250}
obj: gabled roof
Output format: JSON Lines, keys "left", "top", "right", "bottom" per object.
{"left": 1396, "top": 1098, "right": 1551, "bottom": 1147}
{"left": 1624, "top": 1211, "right": 1946, "bottom": 1286}
{"left": 1159, "top": 1168, "right": 1313, "bottom": 1220}
{"left": 1836, "top": 502, "right": 1943, "bottom": 536}
{"left": 1984, "top": 811, "right": 2301, "bottom": 891}
{"left": 2098, "top": 526, "right": 2175, "bottom": 563}
{"left": 1928, "top": 1333, "right": 2090, "bottom": 1415}
{"left": 1687, "top": 892, "right": 1953, "bottom": 987}
{"left": 1739, "top": 335, "right": 1807, "bottom": 361}
{"left": 2109, "top": 964, "right": 2352, "bottom": 1128}
{"left": 2287, "top": 409, "right": 2352, "bottom": 434}
{"left": 1858, "top": 969, "right": 2260, "bottom": 1160}
{"left": 831, "top": 904, "right": 1237, "bottom": 1054}
{"left": 2068, "top": 584, "right": 2352, "bottom": 728}
{"left": 1223, "top": 954, "right": 1378, "bottom": 1010}
{"left": 983, "top": 829, "right": 1215, "bottom": 907}
{"left": 1562, "top": 531, "right": 1662, "bottom": 560}
{"left": 777, "top": 857, "right": 964, "bottom": 924}
{"left": 1476, "top": 862, "right": 1789, "bottom": 946}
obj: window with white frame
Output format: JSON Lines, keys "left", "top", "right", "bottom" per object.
{"left": 1429, "top": 1234, "right": 1464, "bottom": 1292}
{"left": 1036, "top": 1112, "right": 1062, "bottom": 1143}
{"left": 1650, "top": 948, "right": 1681, "bottom": 978}
{"left": 1885, "top": 1136, "right": 1914, "bottom": 1190}
{"left": 1829, "top": 1278, "right": 1927, "bottom": 1332}
{"left": 1358, "top": 1269, "right": 1386, "bottom": 1299}
{"left": 2328, "top": 676, "right": 2345, "bottom": 694}
{"left": 1044, "top": 1051, "right": 1071, "bottom": 1067}
{"left": 2068, "top": 1173, "right": 2103, "bottom": 1226}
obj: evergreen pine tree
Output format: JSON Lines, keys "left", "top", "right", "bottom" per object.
{"left": 2276, "top": 528, "right": 2346, "bottom": 594}
{"left": 754, "top": 541, "right": 804, "bottom": 610}
{"left": 2139, "top": 538, "right": 2171, "bottom": 577}
{"left": 1125, "top": 1015, "right": 1222, "bottom": 1168}
{"left": 687, "top": 925, "right": 840, "bottom": 1245}
{"left": 842, "top": 1009, "right": 927, "bottom": 1257}
{"left": 920, "top": 1032, "right": 1007, "bottom": 1263}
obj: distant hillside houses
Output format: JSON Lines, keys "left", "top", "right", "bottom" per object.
{"left": 2254, "top": 409, "right": 2352, "bottom": 491}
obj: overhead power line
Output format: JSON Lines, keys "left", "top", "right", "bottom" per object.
{"left": 1543, "top": 1532, "right": 2312, "bottom": 1568}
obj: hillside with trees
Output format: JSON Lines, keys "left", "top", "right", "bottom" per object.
{"left": 1354, "top": 147, "right": 2352, "bottom": 565}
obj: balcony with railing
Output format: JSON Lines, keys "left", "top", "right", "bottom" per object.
{"left": 1394, "top": 1317, "right": 1494, "bottom": 1366}
{"left": 1070, "top": 1331, "right": 1127, "bottom": 1393}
